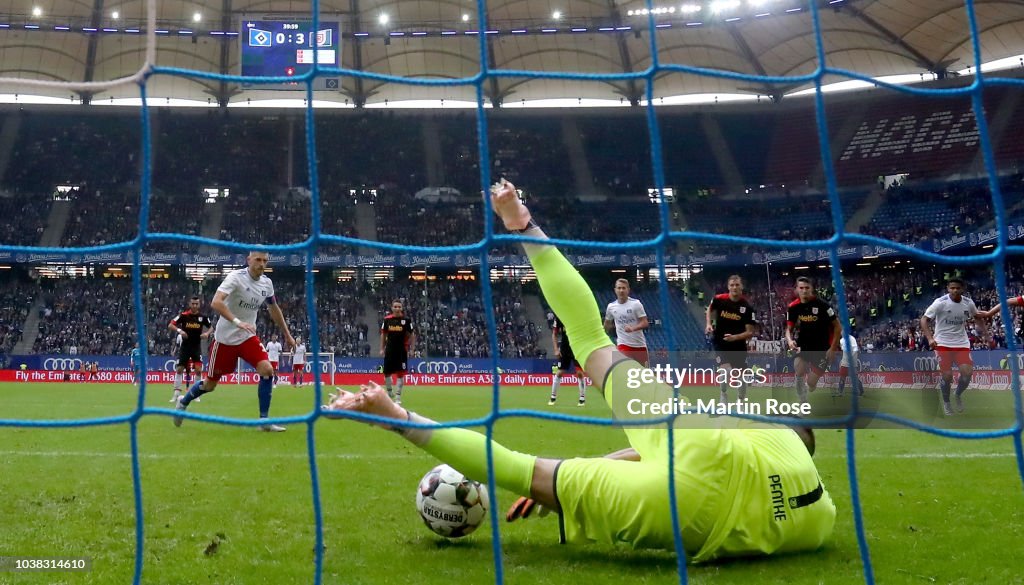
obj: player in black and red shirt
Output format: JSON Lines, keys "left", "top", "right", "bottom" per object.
{"left": 705, "top": 275, "right": 758, "bottom": 402}
{"left": 785, "top": 277, "right": 841, "bottom": 404}
{"left": 168, "top": 295, "right": 213, "bottom": 403}
{"left": 380, "top": 299, "right": 416, "bottom": 404}
{"left": 549, "top": 314, "right": 587, "bottom": 406}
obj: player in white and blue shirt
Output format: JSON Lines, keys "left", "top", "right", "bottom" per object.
{"left": 920, "top": 278, "right": 991, "bottom": 415}
{"left": 174, "top": 251, "right": 296, "bottom": 431}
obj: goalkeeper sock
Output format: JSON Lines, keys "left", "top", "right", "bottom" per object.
{"left": 180, "top": 380, "right": 207, "bottom": 407}
{"left": 528, "top": 247, "right": 612, "bottom": 383}
{"left": 405, "top": 414, "right": 535, "bottom": 497}
{"left": 173, "top": 372, "right": 182, "bottom": 391}
{"left": 550, "top": 374, "right": 560, "bottom": 399}
{"left": 940, "top": 378, "right": 952, "bottom": 402}
{"left": 258, "top": 377, "right": 273, "bottom": 418}
{"left": 955, "top": 374, "right": 971, "bottom": 397}
{"left": 578, "top": 376, "right": 586, "bottom": 401}
{"left": 395, "top": 378, "right": 404, "bottom": 400}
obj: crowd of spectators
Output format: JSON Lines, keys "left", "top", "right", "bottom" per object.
{"left": 254, "top": 276, "right": 371, "bottom": 358}
{"left": 369, "top": 278, "right": 542, "bottom": 359}
{"left": 0, "top": 192, "right": 50, "bottom": 246}
{"left": 375, "top": 195, "right": 484, "bottom": 247}
{"left": 0, "top": 279, "right": 34, "bottom": 359}
{"left": 61, "top": 187, "right": 139, "bottom": 247}
{"left": 3, "top": 114, "right": 139, "bottom": 196}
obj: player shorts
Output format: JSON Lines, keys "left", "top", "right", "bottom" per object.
{"left": 557, "top": 344, "right": 580, "bottom": 372}
{"left": 839, "top": 350, "right": 858, "bottom": 369}
{"left": 713, "top": 342, "right": 748, "bottom": 368}
{"left": 935, "top": 346, "right": 972, "bottom": 372}
{"left": 383, "top": 350, "right": 408, "bottom": 376}
{"left": 617, "top": 344, "right": 649, "bottom": 367}
{"left": 270, "top": 360, "right": 279, "bottom": 370}
{"left": 292, "top": 362, "right": 306, "bottom": 372}
{"left": 177, "top": 345, "right": 202, "bottom": 369}
{"left": 207, "top": 336, "right": 269, "bottom": 381}
{"left": 797, "top": 350, "right": 830, "bottom": 375}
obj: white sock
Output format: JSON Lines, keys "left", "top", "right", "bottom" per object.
{"left": 396, "top": 378, "right": 404, "bottom": 398}
{"left": 173, "top": 372, "right": 182, "bottom": 391}
{"left": 550, "top": 374, "right": 560, "bottom": 398}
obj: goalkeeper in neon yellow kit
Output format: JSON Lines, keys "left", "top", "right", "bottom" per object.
{"left": 324, "top": 180, "right": 835, "bottom": 562}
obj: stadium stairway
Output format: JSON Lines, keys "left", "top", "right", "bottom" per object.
{"left": 12, "top": 296, "right": 45, "bottom": 354}
{"left": 0, "top": 113, "right": 22, "bottom": 181}
{"left": 969, "top": 88, "right": 1023, "bottom": 174}
{"left": 359, "top": 297, "right": 381, "bottom": 352}
{"left": 354, "top": 201, "right": 377, "bottom": 256}
{"left": 522, "top": 293, "right": 554, "bottom": 357}
{"left": 197, "top": 200, "right": 225, "bottom": 255}
{"left": 844, "top": 184, "right": 886, "bottom": 233}
{"left": 697, "top": 113, "right": 744, "bottom": 195}
{"left": 39, "top": 199, "right": 72, "bottom": 247}
{"left": 421, "top": 117, "right": 444, "bottom": 187}
{"left": 560, "top": 117, "right": 596, "bottom": 197}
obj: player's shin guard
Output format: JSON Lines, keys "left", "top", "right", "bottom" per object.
{"left": 385, "top": 377, "right": 393, "bottom": 397}
{"left": 578, "top": 376, "right": 586, "bottom": 401}
{"left": 395, "top": 378, "right": 404, "bottom": 400}
{"left": 404, "top": 413, "right": 536, "bottom": 497}
{"left": 550, "top": 374, "right": 560, "bottom": 399}
{"left": 258, "top": 377, "right": 273, "bottom": 418}
{"left": 180, "top": 380, "right": 207, "bottom": 406}
{"left": 528, "top": 247, "right": 613, "bottom": 379}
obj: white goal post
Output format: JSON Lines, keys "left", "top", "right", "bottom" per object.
{"left": 234, "top": 352, "right": 336, "bottom": 385}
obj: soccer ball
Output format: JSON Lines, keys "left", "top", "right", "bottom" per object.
{"left": 415, "top": 464, "right": 489, "bottom": 538}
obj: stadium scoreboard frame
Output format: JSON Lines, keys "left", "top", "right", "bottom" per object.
{"left": 240, "top": 20, "right": 341, "bottom": 90}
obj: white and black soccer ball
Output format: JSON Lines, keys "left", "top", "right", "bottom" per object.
{"left": 415, "top": 464, "right": 489, "bottom": 538}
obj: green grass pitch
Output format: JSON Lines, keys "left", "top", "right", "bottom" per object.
{"left": 0, "top": 381, "right": 1022, "bottom": 585}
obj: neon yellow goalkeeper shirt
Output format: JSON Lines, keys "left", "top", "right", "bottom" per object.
{"left": 553, "top": 364, "right": 836, "bottom": 562}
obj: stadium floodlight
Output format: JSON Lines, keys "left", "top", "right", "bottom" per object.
{"left": 680, "top": 4, "right": 702, "bottom": 13}
{"left": 192, "top": 12, "right": 201, "bottom": 22}
{"left": 747, "top": 0, "right": 773, "bottom": 6}
{"left": 111, "top": 10, "right": 119, "bottom": 19}
{"left": 31, "top": 6, "right": 42, "bottom": 17}
{"left": 462, "top": 13, "right": 469, "bottom": 22}
{"left": 552, "top": 10, "right": 562, "bottom": 20}
{"left": 709, "top": 0, "right": 741, "bottom": 13}
{"left": 379, "top": 13, "right": 389, "bottom": 25}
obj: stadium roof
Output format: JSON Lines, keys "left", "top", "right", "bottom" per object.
{"left": 0, "top": 0, "right": 1022, "bottom": 108}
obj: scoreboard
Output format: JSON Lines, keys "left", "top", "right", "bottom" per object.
{"left": 240, "top": 20, "right": 341, "bottom": 89}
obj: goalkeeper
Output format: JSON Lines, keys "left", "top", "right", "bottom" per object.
{"left": 324, "top": 180, "right": 835, "bottom": 562}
